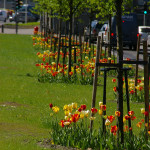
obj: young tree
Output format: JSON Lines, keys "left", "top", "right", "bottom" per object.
{"left": 48, "top": 0, "right": 87, "bottom": 78}
{"left": 34, "top": 0, "right": 87, "bottom": 78}
{"left": 89, "top": 0, "right": 132, "bottom": 143}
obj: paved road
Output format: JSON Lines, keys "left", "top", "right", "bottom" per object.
{"left": 0, "top": 28, "right": 34, "bottom": 35}
{"left": 0, "top": 20, "right": 34, "bottom": 35}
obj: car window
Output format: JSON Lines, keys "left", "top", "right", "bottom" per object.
{"left": 140, "top": 28, "right": 150, "bottom": 33}
{"left": 0, "top": 12, "right": 2, "bottom": 15}
{"left": 100, "top": 24, "right": 108, "bottom": 31}
{"left": 91, "top": 20, "right": 98, "bottom": 28}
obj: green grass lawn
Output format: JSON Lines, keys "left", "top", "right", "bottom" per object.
{"left": 5, "top": 22, "right": 40, "bottom": 26}
{"left": 0, "top": 34, "right": 146, "bottom": 149}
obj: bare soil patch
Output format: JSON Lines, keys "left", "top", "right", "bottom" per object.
{"left": 37, "top": 139, "right": 80, "bottom": 150}
{"left": 0, "top": 101, "right": 28, "bottom": 107}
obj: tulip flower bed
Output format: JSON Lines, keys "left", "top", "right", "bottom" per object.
{"left": 112, "top": 77, "right": 146, "bottom": 102}
{"left": 48, "top": 102, "right": 150, "bottom": 149}
{"left": 32, "top": 33, "right": 135, "bottom": 85}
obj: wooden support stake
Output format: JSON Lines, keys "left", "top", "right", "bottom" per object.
{"left": 74, "top": 47, "right": 76, "bottom": 76}
{"left": 56, "top": 19, "right": 62, "bottom": 71}
{"left": 143, "top": 41, "right": 149, "bottom": 140}
{"left": 79, "top": 34, "right": 83, "bottom": 80}
{"left": 135, "top": 34, "right": 141, "bottom": 96}
{"left": 90, "top": 36, "right": 101, "bottom": 131}
{"left": 50, "top": 32, "right": 53, "bottom": 52}
{"left": 1, "top": 24, "right": 4, "bottom": 33}
{"left": 124, "top": 69, "right": 132, "bottom": 136}
{"left": 102, "top": 70, "right": 107, "bottom": 134}
{"left": 62, "top": 47, "right": 66, "bottom": 77}
{"left": 83, "top": 30, "right": 85, "bottom": 52}
{"left": 100, "top": 33, "right": 103, "bottom": 59}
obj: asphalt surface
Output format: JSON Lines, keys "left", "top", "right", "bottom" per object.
{"left": 0, "top": 27, "right": 34, "bottom": 35}
{"left": 0, "top": 20, "right": 34, "bottom": 35}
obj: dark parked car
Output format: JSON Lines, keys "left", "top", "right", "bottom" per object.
{"left": 17, "top": 12, "right": 37, "bottom": 23}
{"left": 104, "top": 13, "right": 138, "bottom": 50}
{"left": 18, "top": 4, "right": 39, "bottom": 21}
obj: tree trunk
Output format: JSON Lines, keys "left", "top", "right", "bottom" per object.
{"left": 56, "top": 18, "right": 62, "bottom": 71}
{"left": 68, "top": 0, "right": 73, "bottom": 78}
{"left": 108, "top": 14, "right": 112, "bottom": 63}
{"left": 89, "top": 9, "right": 92, "bottom": 48}
{"left": 115, "top": 0, "right": 124, "bottom": 144}
{"left": 50, "top": 9, "right": 53, "bottom": 32}
{"left": 40, "top": 12, "right": 43, "bottom": 33}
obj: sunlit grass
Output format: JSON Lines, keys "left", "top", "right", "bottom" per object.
{"left": 5, "top": 22, "right": 40, "bottom": 26}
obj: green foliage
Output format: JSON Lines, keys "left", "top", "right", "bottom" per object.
{"left": 88, "top": 0, "right": 133, "bottom": 21}
{"left": 33, "top": 0, "right": 87, "bottom": 21}
{"left": 5, "top": 22, "right": 40, "bottom": 26}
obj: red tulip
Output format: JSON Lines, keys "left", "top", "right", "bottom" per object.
{"left": 49, "top": 103, "right": 53, "bottom": 108}
{"left": 91, "top": 108, "right": 97, "bottom": 114}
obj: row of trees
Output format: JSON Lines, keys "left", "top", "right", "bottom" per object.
{"left": 33, "top": 0, "right": 132, "bottom": 76}
{"left": 33, "top": 0, "right": 135, "bottom": 144}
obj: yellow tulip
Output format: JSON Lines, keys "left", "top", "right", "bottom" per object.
{"left": 85, "top": 56, "right": 89, "bottom": 60}
{"left": 68, "top": 104, "right": 72, "bottom": 110}
{"left": 89, "top": 117, "right": 96, "bottom": 120}
{"left": 105, "top": 119, "right": 111, "bottom": 126}
{"left": 52, "top": 62, "right": 56, "bottom": 65}
{"left": 123, "top": 117, "right": 126, "bottom": 123}
{"left": 84, "top": 110, "right": 90, "bottom": 117}
{"left": 141, "top": 108, "right": 145, "bottom": 114}
{"left": 64, "top": 110, "right": 70, "bottom": 116}
{"left": 80, "top": 113, "right": 85, "bottom": 119}
{"left": 100, "top": 72, "right": 103, "bottom": 75}
{"left": 72, "top": 103, "right": 77, "bottom": 109}
{"left": 129, "top": 86, "right": 134, "bottom": 90}
{"left": 99, "top": 102, "right": 103, "bottom": 107}
{"left": 63, "top": 105, "right": 68, "bottom": 110}
{"left": 64, "top": 121, "right": 71, "bottom": 126}
{"left": 99, "top": 109, "right": 103, "bottom": 116}
{"left": 52, "top": 106, "right": 59, "bottom": 113}
{"left": 64, "top": 116, "right": 69, "bottom": 120}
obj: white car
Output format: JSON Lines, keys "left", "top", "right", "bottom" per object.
{"left": 0, "top": 10, "right": 7, "bottom": 22}
{"left": 138, "top": 26, "right": 150, "bottom": 46}
{"left": 98, "top": 23, "right": 108, "bottom": 44}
